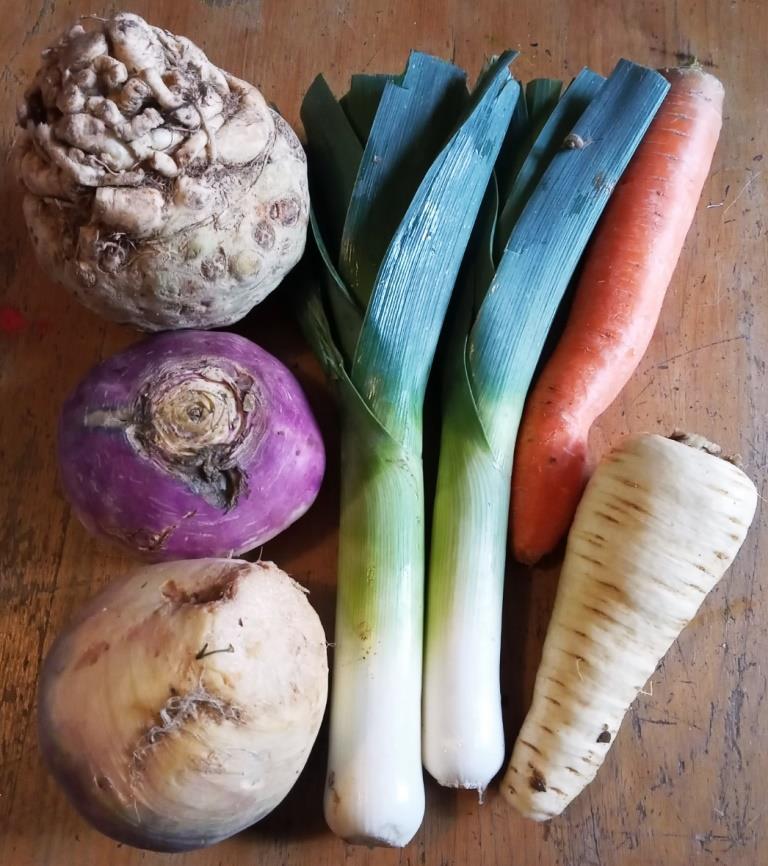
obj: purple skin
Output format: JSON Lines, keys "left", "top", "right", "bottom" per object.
{"left": 59, "top": 331, "right": 325, "bottom": 560}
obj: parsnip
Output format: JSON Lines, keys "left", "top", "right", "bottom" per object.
{"left": 503, "top": 432, "right": 757, "bottom": 821}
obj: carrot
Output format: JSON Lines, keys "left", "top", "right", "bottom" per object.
{"left": 510, "top": 67, "right": 725, "bottom": 565}
{"left": 502, "top": 433, "right": 757, "bottom": 821}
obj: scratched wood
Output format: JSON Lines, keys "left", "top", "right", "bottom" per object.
{"left": 0, "top": 0, "right": 766, "bottom": 864}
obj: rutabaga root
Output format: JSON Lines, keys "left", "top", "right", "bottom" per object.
{"left": 38, "top": 559, "right": 328, "bottom": 852}
{"left": 503, "top": 433, "right": 757, "bottom": 821}
{"left": 16, "top": 13, "right": 309, "bottom": 331}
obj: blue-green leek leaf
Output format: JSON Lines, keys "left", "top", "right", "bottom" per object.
{"left": 340, "top": 74, "right": 395, "bottom": 144}
{"left": 300, "top": 75, "right": 362, "bottom": 259}
{"left": 495, "top": 68, "right": 605, "bottom": 256}
{"left": 350, "top": 53, "right": 520, "bottom": 450}
{"left": 340, "top": 53, "right": 469, "bottom": 307}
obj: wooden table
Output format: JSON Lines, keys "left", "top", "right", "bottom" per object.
{"left": 1, "top": 1, "right": 765, "bottom": 864}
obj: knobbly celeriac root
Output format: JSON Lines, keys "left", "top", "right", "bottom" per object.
{"left": 16, "top": 13, "right": 309, "bottom": 330}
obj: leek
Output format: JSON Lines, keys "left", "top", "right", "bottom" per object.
{"left": 495, "top": 68, "right": 605, "bottom": 257}
{"left": 422, "top": 60, "right": 670, "bottom": 792}
{"left": 493, "top": 77, "right": 560, "bottom": 217}
{"left": 300, "top": 52, "right": 519, "bottom": 846}
{"left": 525, "top": 77, "right": 563, "bottom": 120}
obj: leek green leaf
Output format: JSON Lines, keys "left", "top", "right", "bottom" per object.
{"left": 351, "top": 53, "right": 520, "bottom": 451}
{"left": 300, "top": 75, "right": 363, "bottom": 259}
{"left": 295, "top": 280, "right": 348, "bottom": 385}
{"left": 495, "top": 68, "right": 605, "bottom": 256}
{"left": 308, "top": 210, "right": 363, "bottom": 362}
{"left": 493, "top": 78, "right": 561, "bottom": 213}
{"left": 494, "top": 86, "right": 529, "bottom": 206}
{"left": 340, "top": 53, "right": 469, "bottom": 306}
{"left": 469, "top": 59, "right": 670, "bottom": 463}
{"left": 525, "top": 77, "right": 563, "bottom": 124}
{"left": 340, "top": 74, "right": 395, "bottom": 144}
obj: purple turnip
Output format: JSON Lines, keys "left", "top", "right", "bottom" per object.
{"left": 58, "top": 331, "right": 324, "bottom": 560}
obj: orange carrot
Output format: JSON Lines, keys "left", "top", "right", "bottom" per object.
{"left": 511, "top": 67, "right": 724, "bottom": 566}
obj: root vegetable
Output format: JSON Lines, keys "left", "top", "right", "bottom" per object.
{"left": 502, "top": 433, "right": 757, "bottom": 821}
{"left": 58, "top": 330, "right": 324, "bottom": 560}
{"left": 16, "top": 13, "right": 309, "bottom": 331}
{"left": 511, "top": 68, "right": 725, "bottom": 565}
{"left": 38, "top": 559, "right": 328, "bottom": 851}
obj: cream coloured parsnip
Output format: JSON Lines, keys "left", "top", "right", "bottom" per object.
{"left": 503, "top": 434, "right": 757, "bottom": 820}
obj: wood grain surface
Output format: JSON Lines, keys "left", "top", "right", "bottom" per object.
{"left": 1, "top": 1, "right": 766, "bottom": 864}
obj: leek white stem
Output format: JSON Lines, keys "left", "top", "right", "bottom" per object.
{"left": 423, "top": 418, "right": 510, "bottom": 790}
{"left": 324, "top": 416, "right": 425, "bottom": 845}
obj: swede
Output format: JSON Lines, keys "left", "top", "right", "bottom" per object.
{"left": 38, "top": 558, "right": 328, "bottom": 851}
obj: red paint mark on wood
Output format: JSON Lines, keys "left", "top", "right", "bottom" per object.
{"left": 0, "top": 306, "right": 27, "bottom": 334}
